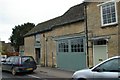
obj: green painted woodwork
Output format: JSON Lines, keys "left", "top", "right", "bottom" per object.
{"left": 57, "top": 52, "right": 86, "bottom": 71}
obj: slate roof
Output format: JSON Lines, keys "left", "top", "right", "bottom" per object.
{"left": 25, "top": 3, "right": 85, "bottom": 37}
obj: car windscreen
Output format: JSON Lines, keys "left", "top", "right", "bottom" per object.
{"left": 21, "top": 57, "right": 34, "bottom": 63}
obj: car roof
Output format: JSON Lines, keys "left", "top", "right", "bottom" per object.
{"left": 107, "top": 56, "right": 120, "bottom": 60}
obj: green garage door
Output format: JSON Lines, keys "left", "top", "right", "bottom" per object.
{"left": 57, "top": 37, "right": 86, "bottom": 71}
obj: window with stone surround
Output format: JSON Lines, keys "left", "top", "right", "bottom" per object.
{"left": 100, "top": 1, "right": 118, "bottom": 26}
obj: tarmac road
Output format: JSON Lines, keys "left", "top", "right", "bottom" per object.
{"left": 2, "top": 71, "right": 41, "bottom": 80}
{"left": 1, "top": 71, "right": 70, "bottom": 80}
{"left": 1, "top": 65, "right": 73, "bottom": 80}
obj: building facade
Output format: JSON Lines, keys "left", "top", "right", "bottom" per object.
{"left": 24, "top": 1, "right": 120, "bottom": 71}
{"left": 24, "top": 3, "right": 87, "bottom": 71}
{"left": 87, "top": 1, "right": 120, "bottom": 66}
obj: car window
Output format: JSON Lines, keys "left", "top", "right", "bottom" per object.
{"left": 22, "top": 57, "right": 34, "bottom": 63}
{"left": 14, "top": 57, "right": 19, "bottom": 64}
{"left": 9, "top": 57, "right": 15, "bottom": 63}
{"left": 94, "top": 58, "right": 120, "bottom": 72}
{"left": 6, "top": 57, "right": 11, "bottom": 62}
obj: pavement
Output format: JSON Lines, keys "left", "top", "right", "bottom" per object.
{"left": 36, "top": 65, "right": 74, "bottom": 78}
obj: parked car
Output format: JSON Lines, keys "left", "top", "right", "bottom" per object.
{"left": 72, "top": 56, "right": 120, "bottom": 80}
{"left": 2, "top": 56, "right": 37, "bottom": 75}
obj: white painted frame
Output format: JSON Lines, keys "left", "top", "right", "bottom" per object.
{"left": 100, "top": 1, "right": 118, "bottom": 27}
{"left": 93, "top": 40, "right": 108, "bottom": 66}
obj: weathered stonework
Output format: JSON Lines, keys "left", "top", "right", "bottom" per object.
{"left": 24, "top": 2, "right": 120, "bottom": 69}
{"left": 40, "top": 22, "right": 85, "bottom": 67}
{"left": 87, "top": 2, "right": 120, "bottom": 66}
{"left": 24, "top": 36, "right": 35, "bottom": 58}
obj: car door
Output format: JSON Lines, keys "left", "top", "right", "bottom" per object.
{"left": 92, "top": 58, "right": 120, "bottom": 80}
{"left": 3, "top": 57, "right": 15, "bottom": 71}
{"left": 8, "top": 57, "right": 15, "bottom": 71}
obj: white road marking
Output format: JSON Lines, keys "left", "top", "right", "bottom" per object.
{"left": 28, "top": 75, "right": 41, "bottom": 79}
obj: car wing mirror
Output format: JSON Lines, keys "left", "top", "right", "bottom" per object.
{"left": 93, "top": 67, "right": 104, "bottom": 72}
{"left": 93, "top": 67, "right": 102, "bottom": 72}
{"left": 94, "top": 68, "right": 100, "bottom": 72}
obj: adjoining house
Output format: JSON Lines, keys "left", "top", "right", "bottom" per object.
{"left": 24, "top": 1, "right": 120, "bottom": 71}
{"left": 86, "top": 1, "right": 120, "bottom": 66}
{"left": 24, "top": 3, "right": 86, "bottom": 71}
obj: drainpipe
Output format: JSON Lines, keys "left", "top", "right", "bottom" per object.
{"left": 118, "top": 2, "right": 120, "bottom": 56}
{"left": 52, "top": 52, "right": 54, "bottom": 67}
{"left": 46, "top": 38, "right": 48, "bottom": 67}
{"left": 84, "top": 2, "right": 89, "bottom": 67}
{"left": 43, "top": 34, "right": 46, "bottom": 66}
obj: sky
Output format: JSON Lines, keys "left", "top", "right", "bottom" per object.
{"left": 0, "top": 0, "right": 84, "bottom": 43}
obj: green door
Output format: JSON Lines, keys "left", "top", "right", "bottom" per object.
{"left": 56, "top": 37, "right": 86, "bottom": 71}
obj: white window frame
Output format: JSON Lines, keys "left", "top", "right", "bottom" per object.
{"left": 58, "top": 40, "right": 69, "bottom": 52}
{"left": 57, "top": 38, "right": 85, "bottom": 53}
{"left": 71, "top": 38, "right": 84, "bottom": 52}
{"left": 100, "top": 1, "right": 118, "bottom": 27}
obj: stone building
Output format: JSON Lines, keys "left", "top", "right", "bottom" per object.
{"left": 24, "top": 1, "right": 120, "bottom": 71}
{"left": 24, "top": 3, "right": 86, "bottom": 71}
{"left": 86, "top": 1, "right": 120, "bottom": 66}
